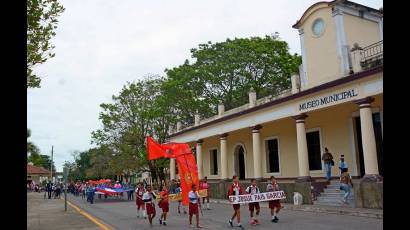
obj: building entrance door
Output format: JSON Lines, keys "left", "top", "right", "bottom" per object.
{"left": 234, "top": 146, "right": 246, "bottom": 180}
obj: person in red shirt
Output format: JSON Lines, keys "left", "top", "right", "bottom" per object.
{"left": 159, "top": 185, "right": 170, "bottom": 226}
{"left": 200, "top": 176, "right": 211, "bottom": 210}
{"left": 227, "top": 175, "right": 244, "bottom": 229}
{"left": 135, "top": 182, "right": 146, "bottom": 219}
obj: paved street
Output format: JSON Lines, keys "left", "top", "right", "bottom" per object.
{"left": 27, "top": 192, "right": 100, "bottom": 230}
{"left": 67, "top": 194, "right": 382, "bottom": 230}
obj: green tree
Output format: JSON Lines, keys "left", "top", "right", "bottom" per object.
{"left": 27, "top": 0, "right": 65, "bottom": 88}
{"left": 27, "top": 129, "right": 40, "bottom": 156}
{"left": 164, "top": 35, "right": 301, "bottom": 122}
{"left": 91, "top": 76, "right": 171, "bottom": 182}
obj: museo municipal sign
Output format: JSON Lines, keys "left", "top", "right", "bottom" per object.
{"left": 299, "top": 89, "right": 358, "bottom": 111}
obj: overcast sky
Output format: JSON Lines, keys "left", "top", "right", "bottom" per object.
{"left": 27, "top": 0, "right": 383, "bottom": 172}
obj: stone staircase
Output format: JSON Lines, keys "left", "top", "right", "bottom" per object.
{"left": 314, "top": 180, "right": 355, "bottom": 207}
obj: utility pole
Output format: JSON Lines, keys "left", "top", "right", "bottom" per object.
{"left": 63, "top": 167, "right": 68, "bottom": 211}
{"left": 50, "top": 146, "right": 54, "bottom": 183}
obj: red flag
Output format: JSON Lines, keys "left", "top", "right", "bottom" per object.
{"left": 146, "top": 136, "right": 199, "bottom": 205}
{"left": 176, "top": 153, "right": 200, "bottom": 206}
{"left": 147, "top": 136, "right": 191, "bottom": 160}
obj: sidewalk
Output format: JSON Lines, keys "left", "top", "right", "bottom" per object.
{"left": 27, "top": 192, "right": 101, "bottom": 230}
{"left": 209, "top": 199, "right": 383, "bottom": 219}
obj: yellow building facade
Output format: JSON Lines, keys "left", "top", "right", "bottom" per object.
{"left": 169, "top": 0, "right": 383, "bottom": 184}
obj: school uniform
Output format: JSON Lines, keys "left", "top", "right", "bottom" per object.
{"left": 159, "top": 190, "right": 169, "bottom": 213}
{"left": 228, "top": 183, "right": 243, "bottom": 211}
{"left": 188, "top": 190, "right": 200, "bottom": 215}
{"left": 245, "top": 185, "right": 261, "bottom": 212}
{"left": 266, "top": 182, "right": 281, "bottom": 210}
{"left": 135, "top": 187, "right": 145, "bottom": 209}
{"left": 143, "top": 191, "right": 156, "bottom": 215}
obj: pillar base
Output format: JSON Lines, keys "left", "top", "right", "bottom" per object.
{"left": 295, "top": 176, "right": 313, "bottom": 183}
{"left": 361, "top": 174, "right": 383, "bottom": 183}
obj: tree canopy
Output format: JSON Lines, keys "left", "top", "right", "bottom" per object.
{"left": 27, "top": 0, "right": 65, "bottom": 88}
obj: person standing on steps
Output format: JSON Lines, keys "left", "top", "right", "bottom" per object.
{"left": 321, "top": 147, "right": 334, "bottom": 181}
{"left": 227, "top": 175, "right": 244, "bottom": 229}
{"left": 338, "top": 155, "right": 348, "bottom": 176}
{"left": 340, "top": 168, "right": 354, "bottom": 204}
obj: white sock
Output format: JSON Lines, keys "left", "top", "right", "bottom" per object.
{"left": 206, "top": 203, "right": 209, "bottom": 209}
{"left": 143, "top": 210, "right": 147, "bottom": 217}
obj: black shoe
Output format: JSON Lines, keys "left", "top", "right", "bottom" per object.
{"left": 274, "top": 216, "right": 279, "bottom": 221}
{"left": 228, "top": 219, "right": 233, "bottom": 227}
{"left": 163, "top": 222, "right": 167, "bottom": 226}
{"left": 159, "top": 219, "right": 162, "bottom": 225}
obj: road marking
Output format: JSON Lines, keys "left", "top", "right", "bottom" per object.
{"left": 65, "top": 199, "right": 113, "bottom": 230}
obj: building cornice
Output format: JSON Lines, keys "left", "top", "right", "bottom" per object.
{"left": 169, "top": 66, "right": 383, "bottom": 138}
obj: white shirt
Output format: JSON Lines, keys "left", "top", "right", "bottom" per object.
{"left": 188, "top": 191, "right": 199, "bottom": 204}
{"left": 142, "top": 191, "right": 154, "bottom": 202}
{"left": 246, "top": 185, "right": 260, "bottom": 195}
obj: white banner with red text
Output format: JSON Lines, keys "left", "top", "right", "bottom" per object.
{"left": 229, "top": 191, "right": 286, "bottom": 204}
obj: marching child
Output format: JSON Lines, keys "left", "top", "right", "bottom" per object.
{"left": 227, "top": 175, "right": 244, "bottom": 229}
{"left": 200, "top": 176, "right": 211, "bottom": 210}
{"left": 188, "top": 184, "right": 202, "bottom": 228}
{"left": 143, "top": 185, "right": 157, "bottom": 226}
{"left": 176, "top": 183, "right": 187, "bottom": 214}
{"left": 266, "top": 176, "right": 282, "bottom": 223}
{"left": 159, "top": 185, "right": 170, "bottom": 226}
{"left": 135, "top": 182, "right": 146, "bottom": 219}
{"left": 245, "top": 179, "right": 261, "bottom": 226}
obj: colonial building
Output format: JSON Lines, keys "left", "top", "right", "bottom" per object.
{"left": 168, "top": 0, "right": 383, "bottom": 207}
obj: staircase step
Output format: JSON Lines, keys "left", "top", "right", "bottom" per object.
{"left": 323, "top": 188, "right": 343, "bottom": 192}
{"left": 325, "top": 184, "right": 340, "bottom": 189}
{"left": 315, "top": 197, "right": 354, "bottom": 201}
{"left": 320, "top": 192, "right": 354, "bottom": 196}
{"left": 314, "top": 200, "right": 355, "bottom": 207}
{"left": 319, "top": 194, "right": 355, "bottom": 198}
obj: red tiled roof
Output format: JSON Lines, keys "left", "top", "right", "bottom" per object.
{"left": 27, "top": 164, "right": 51, "bottom": 175}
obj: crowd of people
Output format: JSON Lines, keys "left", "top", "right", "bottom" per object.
{"left": 132, "top": 175, "right": 283, "bottom": 228}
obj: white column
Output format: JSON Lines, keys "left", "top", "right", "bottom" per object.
{"left": 293, "top": 114, "right": 311, "bottom": 181}
{"left": 252, "top": 125, "right": 263, "bottom": 179}
{"left": 378, "top": 17, "right": 383, "bottom": 40}
{"left": 220, "top": 133, "right": 229, "bottom": 180}
{"left": 332, "top": 7, "right": 349, "bottom": 75}
{"left": 196, "top": 140, "right": 203, "bottom": 180}
{"left": 249, "top": 88, "right": 256, "bottom": 108}
{"left": 291, "top": 73, "right": 300, "bottom": 94}
{"left": 170, "top": 158, "right": 176, "bottom": 180}
{"left": 298, "top": 28, "right": 308, "bottom": 89}
{"left": 218, "top": 102, "right": 225, "bottom": 117}
{"left": 355, "top": 97, "right": 381, "bottom": 181}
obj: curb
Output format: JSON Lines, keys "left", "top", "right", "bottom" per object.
{"left": 62, "top": 198, "right": 115, "bottom": 230}
{"left": 209, "top": 199, "right": 382, "bottom": 219}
